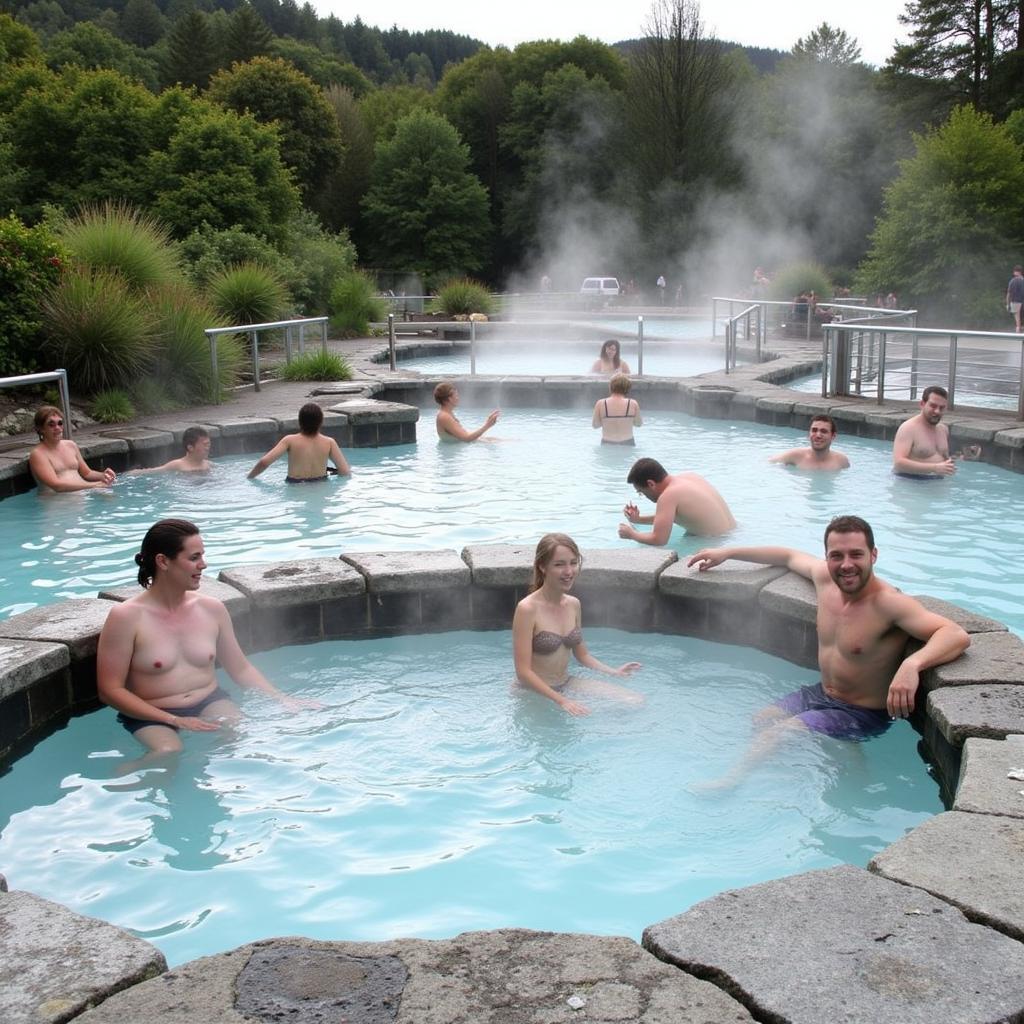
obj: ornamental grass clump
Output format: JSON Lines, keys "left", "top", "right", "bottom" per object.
{"left": 768, "top": 261, "right": 833, "bottom": 302}
{"left": 329, "top": 269, "right": 386, "bottom": 337}
{"left": 206, "top": 262, "right": 291, "bottom": 326}
{"left": 277, "top": 349, "right": 352, "bottom": 381}
{"left": 90, "top": 389, "right": 136, "bottom": 423}
{"left": 431, "top": 278, "right": 494, "bottom": 317}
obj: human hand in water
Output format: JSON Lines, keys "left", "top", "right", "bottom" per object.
{"left": 623, "top": 502, "right": 640, "bottom": 521}
{"left": 617, "top": 522, "right": 637, "bottom": 540}
{"left": 101, "top": 467, "right": 116, "bottom": 485}
{"left": 612, "top": 662, "right": 642, "bottom": 677}
{"left": 558, "top": 696, "right": 590, "bottom": 717}
{"left": 688, "top": 548, "right": 726, "bottom": 571}
{"left": 486, "top": 410, "right": 500, "bottom": 427}
{"left": 173, "top": 716, "right": 221, "bottom": 732}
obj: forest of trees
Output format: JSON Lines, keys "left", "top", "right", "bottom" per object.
{"left": 4, "top": 0, "right": 1024, "bottom": 325}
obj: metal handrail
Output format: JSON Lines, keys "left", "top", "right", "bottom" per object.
{"left": 724, "top": 305, "right": 761, "bottom": 373}
{"left": 204, "top": 316, "right": 329, "bottom": 397}
{"left": 0, "top": 369, "right": 72, "bottom": 437}
{"left": 712, "top": 297, "right": 916, "bottom": 344}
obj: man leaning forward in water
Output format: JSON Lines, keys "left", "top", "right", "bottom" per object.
{"left": 686, "top": 514, "right": 969, "bottom": 789}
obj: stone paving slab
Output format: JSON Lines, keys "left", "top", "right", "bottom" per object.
{"left": 99, "top": 578, "right": 251, "bottom": 617}
{"left": 927, "top": 631, "right": 1024, "bottom": 687}
{"left": 0, "top": 597, "right": 113, "bottom": 658}
{"left": 461, "top": 543, "right": 534, "bottom": 587}
{"left": 77, "top": 437, "right": 129, "bottom": 460}
{"left": 757, "top": 571, "right": 817, "bottom": 622}
{"left": 75, "top": 930, "right": 755, "bottom": 1024}
{"left": 993, "top": 427, "right": 1024, "bottom": 449}
{"left": 0, "top": 638, "right": 69, "bottom": 701}
{"left": 342, "top": 550, "right": 470, "bottom": 592}
{"left": 326, "top": 399, "right": 420, "bottom": 423}
{"left": 96, "top": 427, "right": 175, "bottom": 452}
{"left": 0, "top": 889, "right": 165, "bottom": 1024}
{"left": 659, "top": 559, "right": 786, "bottom": 601}
{"left": 928, "top": 684, "right": 1024, "bottom": 744}
{"left": 954, "top": 734, "right": 1024, "bottom": 818}
{"left": 219, "top": 558, "right": 365, "bottom": 605}
{"left": 643, "top": 864, "right": 1024, "bottom": 1024}
{"left": 271, "top": 410, "right": 349, "bottom": 432}
{"left": 197, "top": 415, "right": 278, "bottom": 437}
{"left": 577, "top": 548, "right": 677, "bottom": 589}
{"left": 913, "top": 596, "right": 1008, "bottom": 633}
{"left": 870, "top": 811, "right": 1024, "bottom": 941}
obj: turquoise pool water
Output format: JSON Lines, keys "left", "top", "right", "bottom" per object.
{"left": 0, "top": 630, "right": 940, "bottom": 965}
{"left": 2, "top": 406, "right": 1022, "bottom": 634}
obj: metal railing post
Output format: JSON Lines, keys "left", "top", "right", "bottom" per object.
{"left": 470, "top": 319, "right": 477, "bottom": 375}
{"left": 388, "top": 314, "right": 396, "bottom": 371}
{"left": 638, "top": 316, "right": 644, "bottom": 375}
{"left": 910, "top": 333, "right": 919, "bottom": 400}
{"left": 877, "top": 333, "right": 887, "bottom": 403}
{"left": 320, "top": 319, "right": 327, "bottom": 355}
{"left": 56, "top": 369, "right": 72, "bottom": 437}
{"left": 712, "top": 298, "right": 718, "bottom": 338}
{"left": 948, "top": 335, "right": 958, "bottom": 408}
{"left": 1019, "top": 339, "right": 1024, "bottom": 420}
{"left": 821, "top": 328, "right": 829, "bottom": 397}
{"left": 250, "top": 330, "right": 260, "bottom": 392}
{"left": 206, "top": 330, "right": 220, "bottom": 403}
{"left": 298, "top": 322, "right": 305, "bottom": 356}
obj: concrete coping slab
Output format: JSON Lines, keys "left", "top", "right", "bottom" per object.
{"left": 914, "top": 595, "right": 1008, "bottom": 633}
{"left": 757, "top": 571, "right": 818, "bottom": 622}
{"left": 954, "top": 735, "right": 1024, "bottom": 818}
{"left": 197, "top": 416, "right": 278, "bottom": 437}
{"left": 659, "top": 559, "right": 787, "bottom": 601}
{"left": 754, "top": 395, "right": 796, "bottom": 412}
{"left": 97, "top": 427, "right": 175, "bottom": 452}
{"left": 642, "top": 864, "right": 1024, "bottom": 1024}
{"left": 341, "top": 550, "right": 470, "bottom": 592}
{"left": 0, "top": 456, "right": 29, "bottom": 480}
{"left": 993, "top": 427, "right": 1024, "bottom": 449}
{"left": 307, "top": 382, "right": 373, "bottom": 396}
{"left": 0, "top": 598, "right": 113, "bottom": 659}
{"left": 869, "top": 810, "right": 1024, "bottom": 942}
{"left": 949, "top": 420, "right": 1014, "bottom": 442}
{"left": 0, "top": 639, "right": 69, "bottom": 701}
{"left": 219, "top": 558, "right": 365, "bottom": 606}
{"left": 76, "top": 437, "right": 128, "bottom": 459}
{"left": 928, "top": 631, "right": 1024, "bottom": 687}
{"left": 139, "top": 421, "right": 223, "bottom": 443}
{"left": 0, "top": 889, "right": 166, "bottom": 1024}
{"left": 576, "top": 548, "right": 678, "bottom": 589}
{"left": 460, "top": 543, "right": 534, "bottom": 587}
{"left": 270, "top": 410, "right": 349, "bottom": 432}
{"left": 325, "top": 399, "right": 419, "bottom": 423}
{"left": 791, "top": 399, "right": 868, "bottom": 418}
{"left": 928, "top": 684, "right": 1024, "bottom": 745}
{"left": 72, "top": 931, "right": 755, "bottom": 1024}
{"left": 98, "top": 578, "right": 251, "bottom": 617}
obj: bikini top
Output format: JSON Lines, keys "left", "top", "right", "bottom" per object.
{"left": 532, "top": 626, "right": 583, "bottom": 654}
{"left": 602, "top": 399, "right": 634, "bottom": 419}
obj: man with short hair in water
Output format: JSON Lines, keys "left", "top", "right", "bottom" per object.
{"left": 97, "top": 519, "right": 304, "bottom": 755}
{"left": 892, "top": 385, "right": 955, "bottom": 477}
{"left": 687, "top": 514, "right": 970, "bottom": 789}
{"left": 592, "top": 373, "right": 643, "bottom": 445}
{"left": 619, "top": 457, "right": 735, "bottom": 543}
{"left": 248, "top": 403, "right": 351, "bottom": 482}
{"left": 132, "top": 426, "right": 212, "bottom": 474}
{"left": 433, "top": 382, "right": 500, "bottom": 442}
{"left": 28, "top": 405, "right": 116, "bottom": 493}
{"left": 769, "top": 415, "right": 849, "bottom": 471}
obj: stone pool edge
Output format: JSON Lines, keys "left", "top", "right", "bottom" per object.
{"left": 2, "top": 544, "right": 1024, "bottom": 1023}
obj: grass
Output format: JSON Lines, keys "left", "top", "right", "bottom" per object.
{"left": 207, "top": 262, "right": 290, "bottom": 327}
{"left": 431, "top": 278, "right": 494, "bottom": 316}
{"left": 277, "top": 349, "right": 352, "bottom": 381}
{"left": 90, "top": 389, "right": 136, "bottom": 423}
{"left": 329, "top": 270, "right": 386, "bottom": 337}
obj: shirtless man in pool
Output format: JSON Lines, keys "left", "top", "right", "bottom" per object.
{"left": 28, "top": 405, "right": 116, "bottom": 492}
{"left": 619, "top": 457, "right": 735, "bottom": 543}
{"left": 686, "top": 514, "right": 969, "bottom": 788}
{"left": 97, "top": 519, "right": 304, "bottom": 755}
{"left": 248, "top": 402, "right": 351, "bottom": 482}
{"left": 892, "top": 385, "right": 955, "bottom": 477}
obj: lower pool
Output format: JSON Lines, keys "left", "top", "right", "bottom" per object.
{"left": 0, "top": 630, "right": 940, "bottom": 966}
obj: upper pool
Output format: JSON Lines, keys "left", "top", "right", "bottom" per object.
{"left": 3, "top": 405, "right": 1022, "bottom": 636}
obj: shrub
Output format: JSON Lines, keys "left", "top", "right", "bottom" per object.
{"left": 277, "top": 349, "right": 352, "bottom": 381}
{"left": 56, "top": 201, "right": 182, "bottom": 291}
{"left": 431, "top": 277, "right": 494, "bottom": 316}
{"left": 0, "top": 215, "right": 66, "bottom": 376}
{"left": 42, "top": 267, "right": 155, "bottom": 392}
{"left": 206, "top": 261, "right": 290, "bottom": 326}
{"left": 280, "top": 210, "right": 356, "bottom": 314}
{"left": 90, "top": 389, "right": 136, "bottom": 423}
{"left": 329, "top": 269, "right": 386, "bottom": 337}
{"left": 768, "top": 261, "right": 833, "bottom": 302}
{"left": 149, "top": 282, "right": 244, "bottom": 403}
{"left": 180, "top": 222, "right": 297, "bottom": 289}
{"left": 131, "top": 376, "right": 181, "bottom": 415}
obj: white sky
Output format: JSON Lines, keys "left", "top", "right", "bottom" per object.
{"left": 316, "top": 0, "right": 909, "bottom": 68}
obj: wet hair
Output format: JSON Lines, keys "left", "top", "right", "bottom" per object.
{"left": 298, "top": 402, "right": 324, "bottom": 435}
{"left": 810, "top": 414, "right": 836, "bottom": 435}
{"left": 921, "top": 385, "right": 948, "bottom": 403}
{"left": 823, "top": 515, "right": 874, "bottom": 552}
{"left": 609, "top": 373, "right": 631, "bottom": 396}
{"left": 531, "top": 532, "right": 582, "bottom": 592}
{"left": 626, "top": 457, "right": 668, "bottom": 487}
{"left": 135, "top": 518, "right": 200, "bottom": 588}
{"left": 1015, "top": 265, "right": 1023, "bottom": 274}
{"left": 600, "top": 339, "right": 621, "bottom": 368}
{"left": 433, "top": 382, "right": 456, "bottom": 406}
{"left": 182, "top": 426, "right": 209, "bottom": 451}
{"left": 34, "top": 405, "right": 64, "bottom": 438}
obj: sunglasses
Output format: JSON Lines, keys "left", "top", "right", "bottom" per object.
{"left": 46, "top": 419, "right": 64, "bottom": 427}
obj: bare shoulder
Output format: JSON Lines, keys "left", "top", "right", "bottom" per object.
{"left": 103, "top": 596, "right": 146, "bottom": 631}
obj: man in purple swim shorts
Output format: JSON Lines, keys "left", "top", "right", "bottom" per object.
{"left": 688, "top": 514, "right": 970, "bottom": 788}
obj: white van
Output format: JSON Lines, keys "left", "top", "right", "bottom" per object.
{"left": 580, "top": 277, "right": 620, "bottom": 298}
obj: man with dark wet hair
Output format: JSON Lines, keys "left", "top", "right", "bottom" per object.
{"left": 687, "top": 514, "right": 969, "bottom": 788}
{"left": 248, "top": 403, "right": 351, "bottom": 482}
{"left": 29, "top": 405, "right": 115, "bottom": 492}
{"left": 892, "top": 385, "right": 954, "bottom": 477}
{"left": 620, "top": 457, "right": 735, "bottom": 542}
{"left": 769, "top": 415, "right": 849, "bottom": 471}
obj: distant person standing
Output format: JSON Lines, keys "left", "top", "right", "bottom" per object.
{"left": 656, "top": 274, "right": 667, "bottom": 303}
{"left": 592, "top": 374, "right": 642, "bottom": 445}
{"left": 1007, "top": 265, "right": 1024, "bottom": 332}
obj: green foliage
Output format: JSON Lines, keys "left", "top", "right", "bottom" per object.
{"left": 278, "top": 349, "right": 352, "bottom": 381}
{"left": 90, "top": 388, "right": 136, "bottom": 423}
{"left": 329, "top": 269, "right": 386, "bottom": 336}
{"left": 768, "top": 261, "right": 833, "bottom": 300}
{"left": 223, "top": 3, "right": 273, "bottom": 66}
{"left": 46, "top": 22, "right": 158, "bottom": 90}
{"left": 0, "top": 13, "right": 43, "bottom": 64}
{"left": 130, "top": 376, "right": 181, "bottom": 414}
{"left": 0, "top": 215, "right": 66, "bottom": 376}
{"left": 361, "top": 108, "right": 490, "bottom": 281}
{"left": 180, "top": 222, "right": 292, "bottom": 288}
{"left": 359, "top": 84, "right": 435, "bottom": 144}
{"left": 431, "top": 278, "right": 494, "bottom": 315}
{"left": 280, "top": 210, "right": 357, "bottom": 314}
{"left": 206, "top": 261, "right": 290, "bottom": 326}
{"left": 268, "top": 37, "right": 372, "bottom": 93}
{"left": 161, "top": 10, "right": 219, "bottom": 90}
{"left": 148, "top": 282, "right": 243, "bottom": 402}
{"left": 792, "top": 23, "right": 862, "bottom": 66}
{"left": 856, "top": 105, "right": 1024, "bottom": 323}
{"left": 43, "top": 267, "right": 156, "bottom": 393}
{"left": 56, "top": 201, "right": 182, "bottom": 291}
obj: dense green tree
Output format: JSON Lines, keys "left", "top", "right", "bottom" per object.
{"left": 361, "top": 108, "right": 490, "bottom": 281}
{"left": 857, "top": 105, "right": 1024, "bottom": 322}
{"left": 267, "top": 36, "right": 371, "bottom": 92}
{"left": 322, "top": 83, "right": 374, "bottom": 232}
{"left": 792, "top": 22, "right": 862, "bottom": 65}
{"left": 223, "top": 2, "right": 273, "bottom": 66}
{"left": 207, "top": 56, "right": 343, "bottom": 203}
{"left": 14, "top": 2, "right": 72, "bottom": 42}
{"left": 358, "top": 83, "right": 433, "bottom": 144}
{"left": 119, "top": 0, "right": 166, "bottom": 49}
{"left": 46, "top": 22, "right": 158, "bottom": 88}
{"left": 162, "top": 10, "right": 219, "bottom": 89}
{"left": 0, "top": 12, "right": 43, "bottom": 62}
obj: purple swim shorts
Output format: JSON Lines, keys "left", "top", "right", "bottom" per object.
{"left": 774, "top": 682, "right": 892, "bottom": 739}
